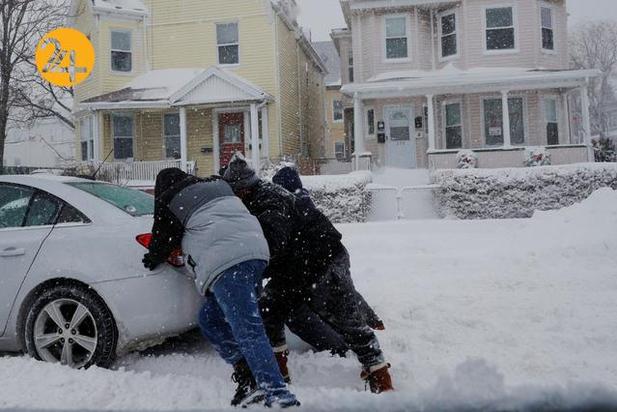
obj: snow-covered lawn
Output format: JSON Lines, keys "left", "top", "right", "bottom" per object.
{"left": 1, "top": 189, "right": 617, "bottom": 411}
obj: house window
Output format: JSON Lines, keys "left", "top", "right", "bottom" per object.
{"left": 385, "top": 16, "right": 408, "bottom": 60}
{"left": 333, "top": 100, "right": 343, "bottom": 122}
{"left": 348, "top": 50, "right": 354, "bottom": 83}
{"left": 335, "top": 142, "right": 345, "bottom": 159}
{"left": 164, "top": 113, "right": 181, "bottom": 159}
{"left": 483, "top": 97, "right": 526, "bottom": 146}
{"left": 80, "top": 116, "right": 94, "bottom": 161}
{"left": 111, "top": 30, "right": 132, "bottom": 72}
{"left": 440, "top": 12, "right": 457, "bottom": 58}
{"left": 112, "top": 114, "right": 134, "bottom": 159}
{"left": 541, "top": 7, "right": 554, "bottom": 51}
{"left": 485, "top": 7, "right": 515, "bottom": 51}
{"left": 367, "top": 108, "right": 375, "bottom": 135}
{"left": 545, "top": 97, "right": 559, "bottom": 145}
{"left": 217, "top": 22, "right": 239, "bottom": 65}
{"left": 444, "top": 102, "right": 462, "bottom": 149}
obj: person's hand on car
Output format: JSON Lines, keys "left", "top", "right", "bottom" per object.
{"left": 142, "top": 253, "right": 159, "bottom": 271}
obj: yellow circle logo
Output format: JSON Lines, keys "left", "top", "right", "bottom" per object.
{"left": 35, "top": 28, "right": 95, "bottom": 87}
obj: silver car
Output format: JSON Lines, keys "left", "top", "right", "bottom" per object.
{"left": 0, "top": 175, "right": 202, "bottom": 368}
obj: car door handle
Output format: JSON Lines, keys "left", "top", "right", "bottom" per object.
{"left": 0, "top": 247, "right": 26, "bottom": 257}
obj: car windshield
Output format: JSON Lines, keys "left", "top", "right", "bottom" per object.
{"left": 66, "top": 182, "right": 154, "bottom": 217}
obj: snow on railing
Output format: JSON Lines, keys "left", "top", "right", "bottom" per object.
{"left": 83, "top": 159, "right": 196, "bottom": 184}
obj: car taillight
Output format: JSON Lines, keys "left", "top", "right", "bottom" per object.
{"left": 136, "top": 233, "right": 185, "bottom": 268}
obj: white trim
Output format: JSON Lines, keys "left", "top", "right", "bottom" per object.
{"left": 250, "top": 103, "right": 260, "bottom": 170}
{"left": 179, "top": 107, "right": 188, "bottom": 172}
{"left": 482, "top": 4, "right": 519, "bottom": 55}
{"left": 110, "top": 29, "right": 134, "bottom": 74}
{"left": 437, "top": 8, "right": 460, "bottom": 62}
{"left": 216, "top": 21, "right": 240, "bottom": 67}
{"left": 539, "top": 2, "right": 557, "bottom": 54}
{"left": 441, "top": 98, "right": 464, "bottom": 150}
{"left": 383, "top": 13, "right": 412, "bottom": 63}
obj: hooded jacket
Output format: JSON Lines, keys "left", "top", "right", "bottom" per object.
{"left": 148, "top": 168, "right": 270, "bottom": 295}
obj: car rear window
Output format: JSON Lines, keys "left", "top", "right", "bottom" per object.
{"left": 66, "top": 182, "right": 154, "bottom": 216}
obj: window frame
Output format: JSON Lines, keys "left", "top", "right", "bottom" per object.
{"left": 539, "top": 3, "right": 556, "bottom": 53}
{"left": 79, "top": 115, "right": 95, "bottom": 161}
{"left": 334, "top": 141, "right": 346, "bottom": 159}
{"left": 112, "top": 112, "right": 135, "bottom": 160}
{"left": 383, "top": 14, "right": 411, "bottom": 63}
{"left": 162, "top": 112, "right": 181, "bottom": 160}
{"left": 481, "top": 94, "right": 528, "bottom": 147}
{"left": 544, "top": 95, "right": 560, "bottom": 146}
{"left": 442, "top": 99, "right": 464, "bottom": 150}
{"left": 483, "top": 4, "right": 518, "bottom": 55}
{"left": 110, "top": 29, "right": 133, "bottom": 74}
{"left": 348, "top": 50, "right": 354, "bottom": 83}
{"left": 438, "top": 9, "right": 459, "bottom": 61}
{"left": 332, "top": 99, "right": 344, "bottom": 123}
{"left": 216, "top": 21, "right": 240, "bottom": 66}
{"left": 366, "top": 107, "right": 376, "bottom": 136}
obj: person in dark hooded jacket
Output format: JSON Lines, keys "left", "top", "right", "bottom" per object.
{"left": 223, "top": 155, "right": 394, "bottom": 394}
{"left": 144, "top": 168, "right": 298, "bottom": 409}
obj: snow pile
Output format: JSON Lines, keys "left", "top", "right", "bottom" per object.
{"left": 2, "top": 196, "right": 617, "bottom": 410}
{"left": 302, "top": 172, "right": 372, "bottom": 223}
{"left": 432, "top": 162, "right": 617, "bottom": 219}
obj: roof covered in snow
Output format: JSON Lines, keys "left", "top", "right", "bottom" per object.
{"left": 81, "top": 67, "right": 273, "bottom": 110}
{"left": 313, "top": 41, "right": 342, "bottom": 87}
{"left": 91, "top": 0, "right": 148, "bottom": 16}
{"left": 342, "top": 65, "right": 602, "bottom": 98}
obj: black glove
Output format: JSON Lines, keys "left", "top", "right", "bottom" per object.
{"left": 142, "top": 253, "right": 160, "bottom": 271}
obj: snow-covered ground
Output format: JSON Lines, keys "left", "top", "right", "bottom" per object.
{"left": 1, "top": 189, "right": 617, "bottom": 411}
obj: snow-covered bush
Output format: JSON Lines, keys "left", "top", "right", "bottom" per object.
{"left": 593, "top": 137, "right": 617, "bottom": 162}
{"left": 524, "top": 147, "right": 551, "bottom": 167}
{"left": 432, "top": 163, "right": 617, "bottom": 219}
{"left": 457, "top": 150, "right": 478, "bottom": 169}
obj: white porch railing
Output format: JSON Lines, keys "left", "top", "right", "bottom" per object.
{"left": 84, "top": 160, "right": 197, "bottom": 183}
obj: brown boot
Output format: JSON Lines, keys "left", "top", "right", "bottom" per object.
{"left": 361, "top": 363, "right": 394, "bottom": 394}
{"left": 274, "top": 346, "right": 291, "bottom": 383}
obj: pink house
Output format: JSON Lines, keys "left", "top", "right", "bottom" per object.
{"left": 333, "top": 0, "right": 600, "bottom": 169}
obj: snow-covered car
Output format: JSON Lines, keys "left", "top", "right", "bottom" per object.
{"left": 0, "top": 175, "right": 202, "bottom": 368}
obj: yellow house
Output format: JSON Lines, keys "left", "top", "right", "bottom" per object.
{"left": 71, "top": 0, "right": 326, "bottom": 179}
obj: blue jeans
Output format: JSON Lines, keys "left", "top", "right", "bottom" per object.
{"left": 198, "top": 260, "right": 291, "bottom": 399}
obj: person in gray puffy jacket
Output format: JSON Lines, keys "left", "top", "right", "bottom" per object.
{"left": 143, "top": 168, "right": 298, "bottom": 408}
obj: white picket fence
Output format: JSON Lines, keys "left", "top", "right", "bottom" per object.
{"left": 85, "top": 160, "right": 197, "bottom": 183}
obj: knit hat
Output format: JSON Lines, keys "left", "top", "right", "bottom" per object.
{"left": 272, "top": 166, "right": 303, "bottom": 193}
{"left": 155, "top": 167, "right": 189, "bottom": 199}
{"left": 223, "top": 152, "right": 260, "bottom": 190}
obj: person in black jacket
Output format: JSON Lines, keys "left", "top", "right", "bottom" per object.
{"left": 223, "top": 155, "right": 394, "bottom": 394}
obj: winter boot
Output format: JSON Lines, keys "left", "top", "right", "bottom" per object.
{"left": 264, "top": 387, "right": 301, "bottom": 409}
{"left": 231, "top": 359, "right": 262, "bottom": 407}
{"left": 361, "top": 363, "right": 394, "bottom": 394}
{"left": 368, "top": 318, "right": 386, "bottom": 331}
{"left": 274, "top": 346, "right": 291, "bottom": 383}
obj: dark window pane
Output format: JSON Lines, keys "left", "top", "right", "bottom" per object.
{"left": 484, "top": 99, "right": 504, "bottom": 146}
{"left": 349, "top": 67, "right": 354, "bottom": 82}
{"left": 114, "top": 138, "right": 133, "bottom": 159}
{"left": 57, "top": 203, "right": 90, "bottom": 224}
{"left": 386, "top": 38, "right": 408, "bottom": 59}
{"left": 25, "top": 192, "right": 60, "bottom": 226}
{"left": 113, "top": 115, "right": 133, "bottom": 137}
{"left": 164, "top": 113, "right": 180, "bottom": 136}
{"left": 67, "top": 182, "right": 154, "bottom": 216}
{"left": 542, "top": 28, "right": 554, "bottom": 50}
{"left": 111, "top": 51, "right": 132, "bottom": 72}
{"left": 509, "top": 98, "right": 525, "bottom": 145}
{"left": 218, "top": 45, "right": 239, "bottom": 65}
{"left": 367, "top": 109, "right": 375, "bottom": 135}
{"left": 486, "top": 7, "right": 513, "bottom": 28}
{"left": 446, "top": 126, "right": 462, "bottom": 149}
{"left": 81, "top": 141, "right": 89, "bottom": 161}
{"left": 486, "top": 28, "right": 515, "bottom": 50}
{"left": 0, "top": 185, "right": 33, "bottom": 228}
{"left": 547, "top": 123, "right": 559, "bottom": 145}
{"left": 333, "top": 100, "right": 343, "bottom": 121}
{"left": 165, "top": 136, "right": 181, "bottom": 159}
{"left": 441, "top": 14, "right": 456, "bottom": 35}
{"left": 442, "top": 34, "right": 457, "bottom": 57}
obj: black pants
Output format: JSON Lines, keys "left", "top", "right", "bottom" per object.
{"left": 260, "top": 250, "right": 385, "bottom": 368}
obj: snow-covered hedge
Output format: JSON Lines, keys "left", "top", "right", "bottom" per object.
{"left": 302, "top": 172, "right": 372, "bottom": 223}
{"left": 432, "top": 163, "right": 617, "bottom": 219}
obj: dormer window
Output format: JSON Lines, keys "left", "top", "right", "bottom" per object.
{"left": 485, "top": 6, "right": 516, "bottom": 51}
{"left": 111, "top": 30, "right": 132, "bottom": 72}
{"left": 439, "top": 11, "right": 458, "bottom": 59}
{"left": 541, "top": 6, "right": 554, "bottom": 51}
{"left": 385, "top": 15, "right": 409, "bottom": 60}
{"left": 217, "top": 22, "right": 239, "bottom": 65}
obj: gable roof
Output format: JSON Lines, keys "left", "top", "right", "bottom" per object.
{"left": 81, "top": 67, "right": 273, "bottom": 110}
{"left": 313, "top": 41, "right": 342, "bottom": 87}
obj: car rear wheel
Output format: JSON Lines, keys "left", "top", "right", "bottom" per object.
{"left": 24, "top": 283, "right": 117, "bottom": 369}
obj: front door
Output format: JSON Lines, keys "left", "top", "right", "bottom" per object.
{"left": 384, "top": 106, "right": 416, "bottom": 169}
{"left": 219, "top": 112, "right": 245, "bottom": 167}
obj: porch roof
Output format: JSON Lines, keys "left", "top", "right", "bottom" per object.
{"left": 80, "top": 67, "right": 273, "bottom": 111}
{"left": 341, "top": 65, "right": 602, "bottom": 99}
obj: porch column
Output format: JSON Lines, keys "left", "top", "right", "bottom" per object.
{"left": 250, "top": 103, "right": 260, "bottom": 171}
{"left": 501, "top": 90, "right": 512, "bottom": 148}
{"left": 92, "top": 111, "right": 101, "bottom": 161}
{"left": 260, "top": 105, "right": 270, "bottom": 162}
{"left": 562, "top": 92, "right": 571, "bottom": 144}
{"left": 580, "top": 85, "right": 593, "bottom": 160}
{"left": 179, "top": 107, "right": 188, "bottom": 172}
{"left": 353, "top": 93, "right": 365, "bottom": 170}
{"left": 426, "top": 94, "right": 436, "bottom": 151}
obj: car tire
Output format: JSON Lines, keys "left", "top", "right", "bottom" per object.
{"left": 24, "top": 283, "right": 117, "bottom": 369}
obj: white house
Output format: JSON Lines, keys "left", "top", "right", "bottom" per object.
{"left": 334, "top": 0, "right": 601, "bottom": 170}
